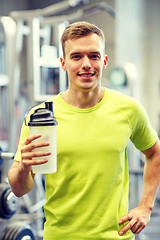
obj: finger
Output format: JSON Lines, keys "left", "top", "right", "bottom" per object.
{"left": 22, "top": 151, "right": 51, "bottom": 160}
{"left": 23, "top": 134, "right": 42, "bottom": 145}
{"left": 119, "top": 219, "right": 136, "bottom": 235}
{"left": 119, "top": 213, "right": 133, "bottom": 224}
{"left": 21, "top": 141, "right": 50, "bottom": 153}
{"left": 22, "top": 158, "right": 48, "bottom": 166}
{"left": 135, "top": 225, "right": 145, "bottom": 234}
{"left": 131, "top": 220, "right": 146, "bottom": 234}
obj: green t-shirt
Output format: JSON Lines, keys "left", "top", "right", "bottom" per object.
{"left": 15, "top": 88, "right": 157, "bottom": 240}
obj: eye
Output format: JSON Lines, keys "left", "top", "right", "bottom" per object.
{"left": 71, "top": 55, "right": 81, "bottom": 60}
{"left": 89, "top": 54, "right": 100, "bottom": 60}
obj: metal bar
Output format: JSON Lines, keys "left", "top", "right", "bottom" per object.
{"left": 10, "top": 0, "right": 87, "bottom": 20}
{"left": 0, "top": 152, "right": 15, "bottom": 160}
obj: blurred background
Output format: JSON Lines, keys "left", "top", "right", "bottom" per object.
{"left": 0, "top": 0, "right": 160, "bottom": 239}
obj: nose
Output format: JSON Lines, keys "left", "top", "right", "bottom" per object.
{"left": 82, "top": 56, "right": 91, "bottom": 70}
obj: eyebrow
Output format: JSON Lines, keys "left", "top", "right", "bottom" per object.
{"left": 70, "top": 51, "right": 101, "bottom": 57}
{"left": 70, "top": 52, "right": 81, "bottom": 57}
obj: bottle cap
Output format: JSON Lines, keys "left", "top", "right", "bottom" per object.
{"left": 28, "top": 101, "right": 58, "bottom": 126}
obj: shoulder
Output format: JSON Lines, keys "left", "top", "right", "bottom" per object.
{"left": 104, "top": 88, "right": 150, "bottom": 130}
{"left": 105, "top": 88, "right": 143, "bottom": 111}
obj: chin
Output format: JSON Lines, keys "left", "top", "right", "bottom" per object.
{"left": 79, "top": 84, "right": 98, "bottom": 92}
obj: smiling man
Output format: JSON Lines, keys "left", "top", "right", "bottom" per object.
{"left": 8, "top": 22, "right": 160, "bottom": 240}
{"left": 60, "top": 25, "right": 108, "bottom": 108}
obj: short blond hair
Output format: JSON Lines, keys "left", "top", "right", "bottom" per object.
{"left": 61, "top": 21, "right": 105, "bottom": 57}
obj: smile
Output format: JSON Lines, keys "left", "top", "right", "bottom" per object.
{"left": 78, "top": 73, "right": 95, "bottom": 77}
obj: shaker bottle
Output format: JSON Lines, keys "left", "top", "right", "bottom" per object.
{"left": 28, "top": 101, "right": 58, "bottom": 174}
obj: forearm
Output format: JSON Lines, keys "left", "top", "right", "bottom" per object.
{"left": 119, "top": 140, "right": 160, "bottom": 235}
{"left": 8, "top": 134, "right": 50, "bottom": 197}
{"left": 140, "top": 151, "right": 160, "bottom": 211}
{"left": 8, "top": 161, "right": 34, "bottom": 197}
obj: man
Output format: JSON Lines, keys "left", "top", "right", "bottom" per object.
{"left": 8, "top": 21, "right": 160, "bottom": 240}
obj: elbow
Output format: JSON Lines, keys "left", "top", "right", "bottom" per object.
{"left": 8, "top": 174, "right": 25, "bottom": 198}
{"left": 8, "top": 164, "right": 34, "bottom": 197}
{"left": 12, "top": 190, "right": 24, "bottom": 198}
{"left": 10, "top": 185, "right": 30, "bottom": 198}
{"left": 9, "top": 182, "right": 24, "bottom": 198}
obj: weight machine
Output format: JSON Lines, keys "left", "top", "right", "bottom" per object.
{"left": 0, "top": 149, "right": 46, "bottom": 240}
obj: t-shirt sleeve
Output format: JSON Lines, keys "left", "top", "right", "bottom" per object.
{"left": 14, "top": 121, "right": 30, "bottom": 162}
{"left": 129, "top": 100, "right": 158, "bottom": 151}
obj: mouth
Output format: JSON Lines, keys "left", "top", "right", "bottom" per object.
{"left": 78, "top": 73, "right": 95, "bottom": 77}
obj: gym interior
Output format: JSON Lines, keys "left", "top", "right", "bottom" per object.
{"left": 0, "top": 0, "right": 160, "bottom": 239}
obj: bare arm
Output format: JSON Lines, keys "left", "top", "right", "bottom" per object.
{"left": 119, "top": 139, "right": 160, "bottom": 235}
{"left": 139, "top": 139, "right": 160, "bottom": 212}
{"left": 8, "top": 134, "right": 51, "bottom": 197}
{"left": 8, "top": 160, "right": 35, "bottom": 197}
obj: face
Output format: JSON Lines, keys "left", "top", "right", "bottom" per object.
{"left": 60, "top": 34, "right": 108, "bottom": 92}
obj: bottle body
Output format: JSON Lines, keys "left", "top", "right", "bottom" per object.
{"left": 29, "top": 125, "right": 57, "bottom": 174}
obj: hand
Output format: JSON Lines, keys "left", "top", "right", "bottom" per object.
{"left": 20, "top": 134, "right": 51, "bottom": 173}
{"left": 118, "top": 205, "right": 151, "bottom": 235}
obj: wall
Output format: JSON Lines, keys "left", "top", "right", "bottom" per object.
{"left": 144, "top": 0, "right": 160, "bottom": 132}
{"left": 115, "top": 0, "right": 160, "bottom": 130}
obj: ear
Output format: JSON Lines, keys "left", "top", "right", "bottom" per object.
{"left": 60, "top": 57, "right": 67, "bottom": 71}
{"left": 103, "top": 55, "right": 108, "bottom": 70}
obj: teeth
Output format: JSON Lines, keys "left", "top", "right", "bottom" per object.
{"left": 80, "top": 74, "right": 93, "bottom": 77}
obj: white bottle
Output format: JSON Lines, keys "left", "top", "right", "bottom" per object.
{"left": 28, "top": 102, "right": 58, "bottom": 174}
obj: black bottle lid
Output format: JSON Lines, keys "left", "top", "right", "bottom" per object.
{"left": 28, "top": 101, "right": 58, "bottom": 126}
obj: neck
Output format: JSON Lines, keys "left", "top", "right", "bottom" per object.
{"left": 61, "top": 87, "right": 104, "bottom": 109}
